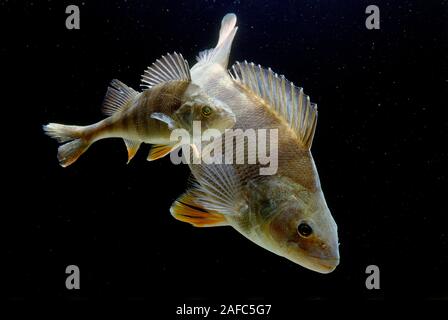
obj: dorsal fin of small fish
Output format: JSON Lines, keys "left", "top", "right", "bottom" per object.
{"left": 102, "top": 79, "right": 139, "bottom": 116}
{"left": 140, "top": 52, "right": 191, "bottom": 90}
{"left": 229, "top": 61, "right": 318, "bottom": 150}
{"left": 195, "top": 13, "right": 238, "bottom": 69}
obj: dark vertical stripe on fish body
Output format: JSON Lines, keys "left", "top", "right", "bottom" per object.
{"left": 130, "top": 101, "right": 139, "bottom": 135}
{"left": 142, "top": 88, "right": 158, "bottom": 139}
{"left": 114, "top": 81, "right": 191, "bottom": 141}
{"left": 128, "top": 98, "right": 141, "bottom": 137}
{"left": 133, "top": 101, "right": 142, "bottom": 138}
{"left": 120, "top": 104, "right": 131, "bottom": 134}
{"left": 158, "top": 81, "right": 190, "bottom": 114}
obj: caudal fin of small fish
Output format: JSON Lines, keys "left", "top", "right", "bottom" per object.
{"left": 194, "top": 13, "right": 238, "bottom": 69}
{"left": 43, "top": 123, "right": 90, "bottom": 167}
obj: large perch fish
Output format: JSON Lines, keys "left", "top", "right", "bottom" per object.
{"left": 170, "top": 14, "right": 340, "bottom": 273}
{"left": 44, "top": 53, "right": 235, "bottom": 167}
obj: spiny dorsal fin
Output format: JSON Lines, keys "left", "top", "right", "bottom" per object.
{"left": 141, "top": 52, "right": 191, "bottom": 90}
{"left": 229, "top": 61, "right": 318, "bottom": 150}
{"left": 102, "top": 79, "right": 138, "bottom": 116}
{"left": 170, "top": 191, "right": 228, "bottom": 227}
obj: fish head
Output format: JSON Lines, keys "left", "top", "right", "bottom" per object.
{"left": 176, "top": 84, "right": 236, "bottom": 133}
{"left": 248, "top": 176, "right": 339, "bottom": 273}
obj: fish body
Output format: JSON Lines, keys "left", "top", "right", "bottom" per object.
{"left": 76, "top": 80, "right": 189, "bottom": 145}
{"left": 44, "top": 53, "right": 236, "bottom": 167}
{"left": 171, "top": 14, "right": 339, "bottom": 273}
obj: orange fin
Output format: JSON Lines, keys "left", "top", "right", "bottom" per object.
{"left": 170, "top": 192, "right": 228, "bottom": 227}
{"left": 124, "top": 139, "right": 141, "bottom": 163}
{"left": 147, "top": 143, "right": 178, "bottom": 161}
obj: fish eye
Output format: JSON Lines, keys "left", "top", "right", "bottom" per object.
{"left": 297, "top": 223, "right": 313, "bottom": 238}
{"left": 201, "top": 106, "right": 212, "bottom": 117}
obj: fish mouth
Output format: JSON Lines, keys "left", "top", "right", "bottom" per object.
{"left": 217, "top": 115, "right": 237, "bottom": 131}
{"left": 285, "top": 239, "right": 339, "bottom": 273}
{"left": 224, "top": 112, "right": 237, "bottom": 127}
{"left": 303, "top": 256, "right": 340, "bottom": 274}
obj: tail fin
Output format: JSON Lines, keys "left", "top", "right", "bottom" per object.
{"left": 43, "top": 123, "right": 90, "bottom": 167}
{"left": 194, "top": 13, "right": 238, "bottom": 69}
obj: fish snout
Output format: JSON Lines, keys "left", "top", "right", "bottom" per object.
{"left": 308, "top": 256, "right": 340, "bottom": 274}
{"left": 215, "top": 110, "right": 236, "bottom": 132}
{"left": 297, "top": 235, "right": 339, "bottom": 263}
{"left": 227, "top": 111, "right": 237, "bottom": 127}
{"left": 312, "top": 238, "right": 340, "bottom": 273}
{"left": 290, "top": 225, "right": 340, "bottom": 273}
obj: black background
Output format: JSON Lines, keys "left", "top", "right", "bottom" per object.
{"left": 4, "top": 0, "right": 448, "bottom": 310}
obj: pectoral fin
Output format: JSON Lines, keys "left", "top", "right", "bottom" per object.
{"left": 147, "top": 143, "right": 179, "bottom": 161}
{"left": 187, "top": 161, "right": 245, "bottom": 216}
{"left": 170, "top": 191, "right": 228, "bottom": 227}
{"left": 123, "top": 139, "right": 141, "bottom": 163}
{"left": 150, "top": 112, "right": 176, "bottom": 130}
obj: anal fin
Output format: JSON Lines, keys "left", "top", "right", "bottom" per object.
{"left": 124, "top": 139, "right": 141, "bottom": 163}
{"left": 170, "top": 191, "right": 228, "bottom": 227}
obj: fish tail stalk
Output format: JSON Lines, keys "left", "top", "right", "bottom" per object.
{"left": 43, "top": 123, "right": 92, "bottom": 167}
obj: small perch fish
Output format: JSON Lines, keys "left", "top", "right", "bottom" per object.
{"left": 43, "top": 53, "right": 235, "bottom": 167}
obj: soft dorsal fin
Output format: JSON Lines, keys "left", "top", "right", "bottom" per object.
{"left": 102, "top": 79, "right": 138, "bottom": 116}
{"left": 229, "top": 61, "right": 318, "bottom": 149}
{"left": 141, "top": 52, "right": 191, "bottom": 90}
{"left": 194, "top": 13, "right": 238, "bottom": 69}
